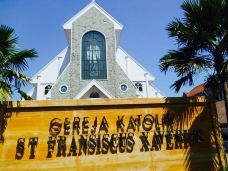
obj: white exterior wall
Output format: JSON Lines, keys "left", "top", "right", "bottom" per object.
{"left": 27, "top": 87, "right": 36, "bottom": 99}
{"left": 116, "top": 48, "right": 154, "bottom": 81}
{"left": 116, "top": 48, "right": 162, "bottom": 98}
{"left": 29, "top": 48, "right": 70, "bottom": 100}
{"left": 31, "top": 48, "right": 69, "bottom": 84}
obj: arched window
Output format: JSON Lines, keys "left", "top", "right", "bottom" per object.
{"left": 81, "top": 31, "right": 107, "bottom": 80}
{"left": 44, "top": 85, "right": 52, "bottom": 95}
{"left": 135, "top": 82, "right": 143, "bottom": 92}
{"left": 90, "top": 92, "right": 100, "bottom": 98}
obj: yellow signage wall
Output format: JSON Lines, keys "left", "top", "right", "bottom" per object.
{"left": 0, "top": 98, "right": 226, "bottom": 171}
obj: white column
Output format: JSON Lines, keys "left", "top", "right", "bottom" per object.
{"left": 125, "top": 56, "right": 129, "bottom": 77}
{"left": 144, "top": 73, "right": 149, "bottom": 97}
{"left": 36, "top": 75, "right": 41, "bottom": 100}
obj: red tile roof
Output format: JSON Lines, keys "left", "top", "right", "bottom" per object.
{"left": 185, "top": 83, "right": 206, "bottom": 97}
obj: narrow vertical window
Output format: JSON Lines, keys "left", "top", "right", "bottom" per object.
{"left": 82, "top": 31, "right": 107, "bottom": 79}
{"left": 44, "top": 85, "right": 52, "bottom": 95}
{"left": 135, "top": 82, "right": 143, "bottom": 92}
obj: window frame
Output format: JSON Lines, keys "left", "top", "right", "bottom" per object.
{"left": 44, "top": 85, "right": 52, "bottom": 95}
{"left": 120, "top": 83, "right": 128, "bottom": 93}
{"left": 81, "top": 31, "right": 107, "bottom": 80}
{"left": 59, "top": 84, "right": 69, "bottom": 94}
{"left": 135, "top": 82, "right": 143, "bottom": 92}
{"left": 89, "top": 92, "right": 100, "bottom": 98}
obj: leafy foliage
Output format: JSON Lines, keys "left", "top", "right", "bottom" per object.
{"left": 159, "top": 0, "right": 228, "bottom": 97}
{"left": 0, "top": 24, "right": 37, "bottom": 100}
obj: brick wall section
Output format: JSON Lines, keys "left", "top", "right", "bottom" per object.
{"left": 51, "top": 7, "right": 136, "bottom": 99}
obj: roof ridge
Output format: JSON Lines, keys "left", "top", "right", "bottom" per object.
{"left": 63, "top": 2, "right": 123, "bottom": 30}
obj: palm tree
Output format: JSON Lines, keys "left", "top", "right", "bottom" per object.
{"left": 159, "top": 0, "right": 228, "bottom": 115}
{"left": 0, "top": 88, "right": 9, "bottom": 101}
{"left": 0, "top": 25, "right": 37, "bottom": 100}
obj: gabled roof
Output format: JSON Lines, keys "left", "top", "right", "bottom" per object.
{"left": 117, "top": 47, "right": 155, "bottom": 81}
{"left": 63, "top": 1, "right": 123, "bottom": 30}
{"left": 74, "top": 80, "right": 113, "bottom": 99}
{"left": 31, "top": 47, "right": 69, "bottom": 84}
{"left": 185, "top": 83, "right": 206, "bottom": 97}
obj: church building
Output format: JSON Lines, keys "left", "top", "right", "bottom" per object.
{"left": 28, "top": 1, "right": 162, "bottom": 100}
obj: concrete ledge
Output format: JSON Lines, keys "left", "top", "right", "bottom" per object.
{"left": 0, "top": 97, "right": 210, "bottom": 109}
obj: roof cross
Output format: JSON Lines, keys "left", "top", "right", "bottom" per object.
{"left": 92, "top": 0, "right": 95, "bottom": 3}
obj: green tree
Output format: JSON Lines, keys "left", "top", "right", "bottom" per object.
{"left": 0, "top": 25, "right": 37, "bottom": 100}
{"left": 159, "top": 0, "right": 228, "bottom": 115}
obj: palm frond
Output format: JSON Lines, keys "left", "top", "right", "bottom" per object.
{"left": 4, "top": 49, "right": 37, "bottom": 72}
{"left": 0, "top": 88, "right": 11, "bottom": 101}
{"left": 17, "top": 89, "right": 32, "bottom": 100}
{"left": 166, "top": 19, "right": 191, "bottom": 46}
{"left": 170, "top": 72, "right": 194, "bottom": 93}
{"left": 0, "top": 24, "right": 17, "bottom": 56}
{"left": 0, "top": 69, "right": 31, "bottom": 88}
{"left": 0, "top": 25, "right": 37, "bottom": 100}
{"left": 0, "top": 79, "right": 13, "bottom": 98}
{"left": 181, "top": 0, "right": 201, "bottom": 24}
{"left": 160, "top": 46, "right": 212, "bottom": 75}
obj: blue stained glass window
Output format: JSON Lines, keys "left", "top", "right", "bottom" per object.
{"left": 81, "top": 31, "right": 107, "bottom": 79}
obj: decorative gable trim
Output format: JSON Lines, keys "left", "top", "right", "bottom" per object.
{"left": 74, "top": 80, "right": 113, "bottom": 99}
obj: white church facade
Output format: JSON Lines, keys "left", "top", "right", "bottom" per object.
{"left": 28, "top": 1, "right": 163, "bottom": 100}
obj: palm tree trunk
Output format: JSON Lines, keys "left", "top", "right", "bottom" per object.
{"left": 223, "top": 81, "right": 228, "bottom": 122}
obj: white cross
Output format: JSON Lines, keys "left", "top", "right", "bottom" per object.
{"left": 92, "top": 0, "right": 95, "bottom": 2}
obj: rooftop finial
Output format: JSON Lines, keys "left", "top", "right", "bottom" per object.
{"left": 92, "top": 0, "right": 95, "bottom": 3}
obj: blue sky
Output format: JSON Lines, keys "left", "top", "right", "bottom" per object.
{"left": 0, "top": 0, "right": 206, "bottom": 98}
